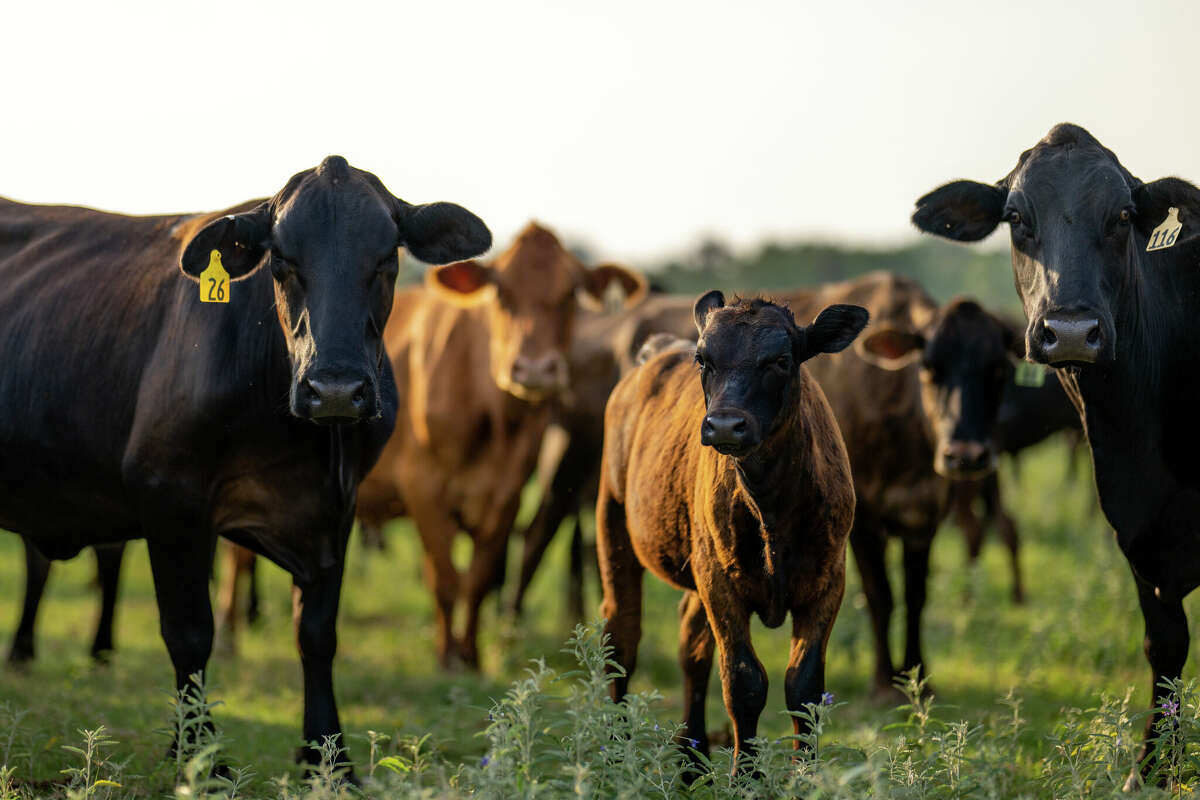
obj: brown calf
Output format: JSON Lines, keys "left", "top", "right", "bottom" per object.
{"left": 597, "top": 293, "right": 867, "bottom": 769}
{"left": 357, "top": 223, "right": 644, "bottom": 668}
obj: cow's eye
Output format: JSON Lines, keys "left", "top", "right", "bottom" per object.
{"left": 1117, "top": 208, "right": 1132, "bottom": 226}
{"left": 770, "top": 354, "right": 792, "bottom": 372}
{"left": 694, "top": 352, "right": 706, "bottom": 371}
{"left": 1006, "top": 210, "right": 1022, "bottom": 226}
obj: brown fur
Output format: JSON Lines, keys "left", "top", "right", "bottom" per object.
{"left": 357, "top": 223, "right": 644, "bottom": 668}
{"left": 596, "top": 300, "right": 856, "bottom": 770}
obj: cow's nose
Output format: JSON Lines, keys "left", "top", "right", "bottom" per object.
{"left": 940, "top": 440, "right": 994, "bottom": 476}
{"left": 1038, "top": 313, "right": 1102, "bottom": 365}
{"left": 299, "top": 376, "right": 373, "bottom": 421}
{"left": 511, "top": 354, "right": 567, "bottom": 392}
{"left": 701, "top": 412, "right": 754, "bottom": 454}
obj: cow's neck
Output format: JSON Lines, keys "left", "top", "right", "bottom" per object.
{"left": 1065, "top": 237, "right": 1200, "bottom": 533}
{"left": 731, "top": 395, "right": 812, "bottom": 538}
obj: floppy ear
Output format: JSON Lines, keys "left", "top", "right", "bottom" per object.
{"left": 856, "top": 324, "right": 926, "bottom": 369}
{"left": 398, "top": 201, "right": 492, "bottom": 265}
{"left": 425, "top": 259, "right": 496, "bottom": 307}
{"left": 912, "top": 180, "right": 1007, "bottom": 242}
{"left": 1132, "top": 177, "right": 1200, "bottom": 248}
{"left": 180, "top": 202, "right": 272, "bottom": 281}
{"left": 804, "top": 304, "right": 870, "bottom": 356}
{"left": 577, "top": 263, "right": 648, "bottom": 311}
{"left": 693, "top": 290, "right": 725, "bottom": 335}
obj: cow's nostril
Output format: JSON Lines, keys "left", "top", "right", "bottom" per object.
{"left": 1043, "top": 325, "right": 1057, "bottom": 345}
{"left": 1086, "top": 326, "right": 1100, "bottom": 346}
{"left": 351, "top": 388, "right": 365, "bottom": 406}
{"left": 732, "top": 420, "right": 746, "bottom": 434}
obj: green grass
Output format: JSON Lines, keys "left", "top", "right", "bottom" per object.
{"left": 0, "top": 436, "right": 1193, "bottom": 796}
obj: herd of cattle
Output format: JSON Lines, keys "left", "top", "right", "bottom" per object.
{"left": 0, "top": 123, "right": 1197, "bottom": 788}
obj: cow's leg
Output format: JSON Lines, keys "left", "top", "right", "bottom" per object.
{"left": 567, "top": 511, "right": 586, "bottom": 622}
{"left": 950, "top": 482, "right": 986, "bottom": 563}
{"left": 292, "top": 538, "right": 352, "bottom": 774}
{"left": 245, "top": 550, "right": 261, "bottom": 626}
{"left": 596, "top": 484, "right": 643, "bottom": 702}
{"left": 90, "top": 543, "right": 126, "bottom": 661}
{"left": 982, "top": 475, "right": 1024, "bottom": 604}
{"left": 677, "top": 590, "right": 714, "bottom": 768}
{"left": 697, "top": 578, "right": 765, "bottom": 773}
{"left": 900, "top": 535, "right": 933, "bottom": 684}
{"left": 848, "top": 518, "right": 895, "bottom": 695}
{"left": 1128, "top": 569, "right": 1189, "bottom": 789}
{"left": 459, "top": 518, "right": 515, "bottom": 670}
{"left": 8, "top": 538, "right": 51, "bottom": 665}
{"left": 408, "top": 501, "right": 461, "bottom": 668}
{"left": 511, "top": 485, "right": 572, "bottom": 617}
{"left": 213, "top": 541, "right": 241, "bottom": 655}
{"left": 146, "top": 533, "right": 218, "bottom": 755}
{"left": 786, "top": 569, "right": 844, "bottom": 755}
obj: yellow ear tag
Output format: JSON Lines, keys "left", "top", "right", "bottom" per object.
{"left": 1014, "top": 361, "right": 1047, "bottom": 387}
{"left": 1146, "top": 207, "right": 1182, "bottom": 252}
{"left": 199, "top": 249, "right": 230, "bottom": 303}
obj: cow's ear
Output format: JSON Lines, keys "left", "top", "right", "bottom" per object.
{"left": 693, "top": 290, "right": 725, "bottom": 335}
{"left": 180, "top": 203, "right": 271, "bottom": 281}
{"left": 576, "top": 263, "right": 648, "bottom": 311}
{"left": 912, "top": 180, "right": 1007, "bottom": 242}
{"left": 856, "top": 324, "right": 926, "bottom": 369}
{"left": 397, "top": 201, "right": 492, "bottom": 265}
{"left": 803, "top": 304, "right": 870, "bottom": 357}
{"left": 1132, "top": 177, "right": 1200, "bottom": 247}
{"left": 425, "top": 259, "right": 496, "bottom": 307}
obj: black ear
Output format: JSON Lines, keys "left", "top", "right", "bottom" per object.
{"left": 694, "top": 290, "right": 725, "bottom": 335}
{"left": 180, "top": 203, "right": 271, "bottom": 280}
{"left": 805, "top": 304, "right": 870, "bottom": 355}
{"left": 398, "top": 201, "right": 492, "bottom": 265}
{"left": 1133, "top": 177, "right": 1200, "bottom": 248}
{"left": 913, "top": 180, "right": 1007, "bottom": 242}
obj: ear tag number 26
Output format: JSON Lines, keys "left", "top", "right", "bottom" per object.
{"left": 1147, "top": 207, "right": 1182, "bottom": 253}
{"left": 199, "top": 249, "right": 230, "bottom": 303}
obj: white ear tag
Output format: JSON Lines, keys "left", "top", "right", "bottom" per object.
{"left": 1146, "top": 207, "right": 1182, "bottom": 252}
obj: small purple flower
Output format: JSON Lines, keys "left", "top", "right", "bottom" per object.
{"left": 821, "top": 692, "right": 835, "bottom": 707}
{"left": 599, "top": 745, "right": 606, "bottom": 752}
{"left": 653, "top": 724, "right": 659, "bottom": 731}
{"left": 686, "top": 738, "right": 700, "bottom": 748}
{"left": 1162, "top": 699, "right": 1180, "bottom": 717}
{"left": 480, "top": 755, "right": 490, "bottom": 767}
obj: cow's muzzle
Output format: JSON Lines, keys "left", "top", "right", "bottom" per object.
{"left": 701, "top": 410, "right": 759, "bottom": 457}
{"left": 937, "top": 439, "right": 996, "bottom": 479}
{"left": 294, "top": 372, "right": 377, "bottom": 423}
{"left": 1028, "top": 309, "right": 1109, "bottom": 366}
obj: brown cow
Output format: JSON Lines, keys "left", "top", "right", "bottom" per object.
{"left": 357, "top": 222, "right": 644, "bottom": 667}
{"left": 597, "top": 293, "right": 867, "bottom": 771}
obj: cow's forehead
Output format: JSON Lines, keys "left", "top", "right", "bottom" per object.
{"left": 1010, "top": 142, "right": 1132, "bottom": 206}
{"left": 492, "top": 226, "right": 582, "bottom": 302}
{"left": 272, "top": 169, "right": 398, "bottom": 259}
{"left": 702, "top": 305, "right": 794, "bottom": 359}
{"left": 928, "top": 304, "right": 1005, "bottom": 364}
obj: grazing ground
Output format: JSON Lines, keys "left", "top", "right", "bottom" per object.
{"left": 0, "top": 436, "right": 1194, "bottom": 797}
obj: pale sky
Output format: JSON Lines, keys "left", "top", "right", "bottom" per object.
{"left": 3, "top": 0, "right": 1199, "bottom": 263}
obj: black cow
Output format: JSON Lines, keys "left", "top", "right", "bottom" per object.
{"left": 0, "top": 156, "right": 489, "bottom": 772}
{"left": 8, "top": 540, "right": 125, "bottom": 663}
{"left": 913, "top": 122, "right": 1200, "bottom": 787}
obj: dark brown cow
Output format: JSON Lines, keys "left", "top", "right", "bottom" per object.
{"left": 597, "top": 293, "right": 867, "bottom": 770}
{"left": 356, "top": 223, "right": 644, "bottom": 667}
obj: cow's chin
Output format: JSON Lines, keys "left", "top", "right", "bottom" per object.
{"left": 495, "top": 374, "right": 563, "bottom": 404}
{"left": 933, "top": 459, "right": 997, "bottom": 481}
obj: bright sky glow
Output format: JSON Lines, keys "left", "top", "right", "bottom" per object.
{"left": 3, "top": 0, "right": 1198, "bottom": 262}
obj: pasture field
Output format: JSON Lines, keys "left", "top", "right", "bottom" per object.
{"left": 0, "top": 437, "right": 1196, "bottom": 797}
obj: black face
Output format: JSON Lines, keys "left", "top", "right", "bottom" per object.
{"left": 692, "top": 292, "right": 868, "bottom": 458}
{"left": 913, "top": 123, "right": 1200, "bottom": 370}
{"left": 181, "top": 156, "right": 491, "bottom": 424}
{"left": 859, "top": 300, "right": 1022, "bottom": 479}
{"left": 919, "top": 303, "right": 1019, "bottom": 477}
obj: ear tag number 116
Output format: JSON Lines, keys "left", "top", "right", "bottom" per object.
{"left": 199, "top": 249, "right": 230, "bottom": 303}
{"left": 1146, "top": 207, "right": 1182, "bottom": 252}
